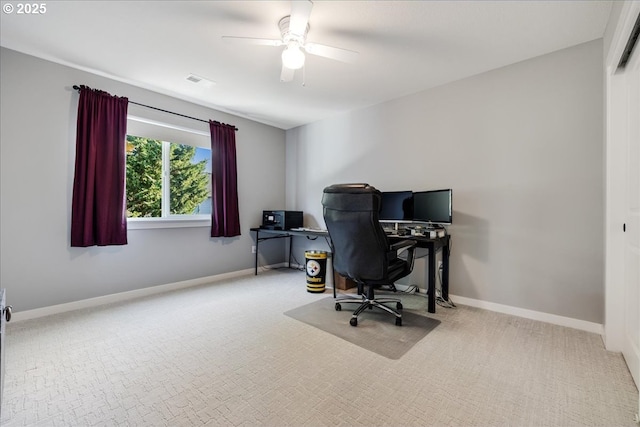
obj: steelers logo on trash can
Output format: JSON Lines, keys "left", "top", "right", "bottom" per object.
{"left": 306, "top": 260, "right": 321, "bottom": 277}
{"left": 305, "top": 250, "right": 327, "bottom": 293}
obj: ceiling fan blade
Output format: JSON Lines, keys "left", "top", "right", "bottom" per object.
{"left": 289, "top": 0, "right": 313, "bottom": 37}
{"left": 280, "top": 64, "right": 295, "bottom": 82}
{"left": 222, "top": 36, "right": 283, "bottom": 47}
{"left": 304, "top": 43, "right": 359, "bottom": 64}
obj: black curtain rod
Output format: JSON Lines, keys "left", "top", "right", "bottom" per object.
{"left": 72, "top": 85, "right": 238, "bottom": 131}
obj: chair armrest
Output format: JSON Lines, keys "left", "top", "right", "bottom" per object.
{"left": 388, "top": 239, "right": 417, "bottom": 271}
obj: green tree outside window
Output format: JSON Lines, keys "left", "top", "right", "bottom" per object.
{"left": 126, "top": 135, "right": 210, "bottom": 218}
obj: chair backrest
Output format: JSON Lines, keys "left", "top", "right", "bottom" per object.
{"left": 322, "top": 183, "right": 390, "bottom": 282}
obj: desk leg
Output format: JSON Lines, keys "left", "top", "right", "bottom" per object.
{"left": 442, "top": 239, "right": 450, "bottom": 301}
{"left": 254, "top": 231, "right": 259, "bottom": 275}
{"left": 428, "top": 247, "right": 436, "bottom": 313}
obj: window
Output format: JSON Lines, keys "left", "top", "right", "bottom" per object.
{"left": 125, "top": 116, "right": 211, "bottom": 229}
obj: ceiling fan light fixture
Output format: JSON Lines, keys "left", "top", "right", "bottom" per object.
{"left": 222, "top": 1, "right": 358, "bottom": 82}
{"left": 282, "top": 44, "right": 305, "bottom": 70}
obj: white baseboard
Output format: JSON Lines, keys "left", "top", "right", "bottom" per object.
{"left": 13, "top": 268, "right": 256, "bottom": 322}
{"left": 13, "top": 268, "right": 604, "bottom": 336}
{"left": 392, "top": 284, "right": 603, "bottom": 335}
{"left": 448, "top": 294, "right": 604, "bottom": 335}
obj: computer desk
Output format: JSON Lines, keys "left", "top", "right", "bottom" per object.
{"left": 250, "top": 227, "right": 331, "bottom": 275}
{"left": 387, "top": 233, "right": 451, "bottom": 313}
{"left": 250, "top": 227, "right": 450, "bottom": 314}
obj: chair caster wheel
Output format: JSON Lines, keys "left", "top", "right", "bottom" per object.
{"left": 335, "top": 303, "right": 341, "bottom": 311}
{"left": 350, "top": 318, "right": 358, "bottom": 327}
{"left": 395, "top": 317, "right": 402, "bottom": 326}
{"left": 397, "top": 302, "right": 403, "bottom": 310}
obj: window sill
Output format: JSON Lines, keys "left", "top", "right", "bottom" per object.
{"left": 127, "top": 216, "right": 211, "bottom": 230}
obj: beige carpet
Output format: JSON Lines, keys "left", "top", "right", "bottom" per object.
{"left": 1, "top": 269, "right": 637, "bottom": 426}
{"left": 285, "top": 296, "right": 440, "bottom": 359}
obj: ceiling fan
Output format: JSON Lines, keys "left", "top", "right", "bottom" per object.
{"left": 222, "top": 0, "right": 359, "bottom": 83}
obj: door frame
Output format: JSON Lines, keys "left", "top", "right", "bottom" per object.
{"left": 604, "top": 0, "right": 640, "bottom": 353}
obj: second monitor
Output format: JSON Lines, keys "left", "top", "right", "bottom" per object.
{"left": 379, "top": 189, "right": 453, "bottom": 225}
{"left": 379, "top": 191, "right": 413, "bottom": 221}
{"left": 413, "top": 189, "right": 453, "bottom": 225}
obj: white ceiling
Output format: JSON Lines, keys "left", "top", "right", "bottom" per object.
{"left": 0, "top": 1, "right": 613, "bottom": 130}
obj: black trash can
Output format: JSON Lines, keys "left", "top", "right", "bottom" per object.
{"left": 305, "top": 250, "right": 327, "bottom": 293}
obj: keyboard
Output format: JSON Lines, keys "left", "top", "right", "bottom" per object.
{"left": 291, "top": 227, "right": 327, "bottom": 233}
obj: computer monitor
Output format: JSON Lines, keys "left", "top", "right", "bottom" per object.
{"left": 412, "top": 189, "right": 452, "bottom": 225}
{"left": 379, "top": 191, "right": 413, "bottom": 221}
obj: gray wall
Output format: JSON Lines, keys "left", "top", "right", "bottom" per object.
{"left": 603, "top": 1, "right": 624, "bottom": 59}
{"left": 286, "top": 40, "right": 604, "bottom": 324}
{"left": 0, "top": 48, "right": 287, "bottom": 312}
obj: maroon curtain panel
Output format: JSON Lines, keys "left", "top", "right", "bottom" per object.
{"left": 70, "top": 87, "right": 129, "bottom": 247}
{"left": 209, "top": 121, "right": 241, "bottom": 237}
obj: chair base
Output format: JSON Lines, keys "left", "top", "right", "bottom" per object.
{"left": 334, "top": 294, "right": 403, "bottom": 326}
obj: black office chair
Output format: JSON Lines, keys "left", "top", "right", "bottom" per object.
{"left": 322, "top": 183, "right": 416, "bottom": 326}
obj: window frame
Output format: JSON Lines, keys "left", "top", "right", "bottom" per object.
{"left": 126, "top": 116, "right": 211, "bottom": 230}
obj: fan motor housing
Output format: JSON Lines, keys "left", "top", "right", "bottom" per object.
{"left": 279, "top": 16, "right": 310, "bottom": 43}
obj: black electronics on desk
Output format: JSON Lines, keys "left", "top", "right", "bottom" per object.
{"left": 261, "top": 210, "right": 303, "bottom": 230}
{"left": 379, "top": 188, "right": 453, "bottom": 226}
{"left": 412, "top": 189, "right": 453, "bottom": 225}
{"left": 379, "top": 190, "right": 413, "bottom": 221}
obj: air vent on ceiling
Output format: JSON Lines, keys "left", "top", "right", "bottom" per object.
{"left": 186, "top": 74, "right": 216, "bottom": 88}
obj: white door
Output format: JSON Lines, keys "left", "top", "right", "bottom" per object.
{"left": 621, "top": 30, "right": 640, "bottom": 401}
